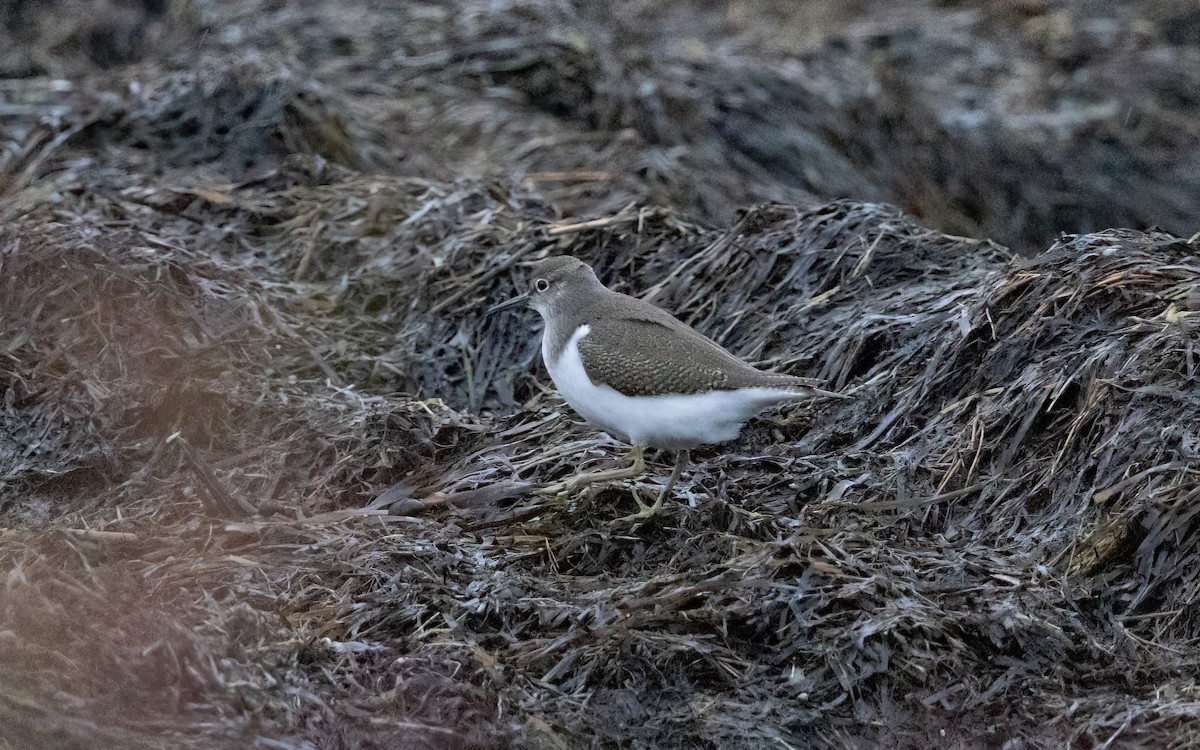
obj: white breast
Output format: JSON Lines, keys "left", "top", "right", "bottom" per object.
{"left": 543, "top": 324, "right": 801, "bottom": 450}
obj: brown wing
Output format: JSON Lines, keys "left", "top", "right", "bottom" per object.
{"left": 576, "top": 317, "right": 775, "bottom": 396}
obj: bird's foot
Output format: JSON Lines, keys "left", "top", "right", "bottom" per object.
{"left": 613, "top": 488, "right": 672, "bottom": 523}
{"left": 537, "top": 471, "right": 616, "bottom": 501}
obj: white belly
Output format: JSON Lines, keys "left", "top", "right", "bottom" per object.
{"left": 543, "top": 324, "right": 800, "bottom": 450}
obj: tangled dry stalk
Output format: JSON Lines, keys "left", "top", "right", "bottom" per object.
{"left": 2, "top": 1, "right": 1200, "bottom": 748}
{"left": 3, "top": 159, "right": 1198, "bottom": 747}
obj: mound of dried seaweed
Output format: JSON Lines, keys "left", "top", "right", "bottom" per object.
{"left": 3, "top": 1, "right": 1200, "bottom": 749}
{"left": 2, "top": 150, "right": 1198, "bottom": 748}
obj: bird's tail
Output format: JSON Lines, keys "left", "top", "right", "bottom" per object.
{"left": 795, "top": 385, "right": 852, "bottom": 400}
{"left": 773, "top": 374, "right": 852, "bottom": 400}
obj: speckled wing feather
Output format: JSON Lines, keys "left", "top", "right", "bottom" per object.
{"left": 576, "top": 317, "right": 805, "bottom": 396}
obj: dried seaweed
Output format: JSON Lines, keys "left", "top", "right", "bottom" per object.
{"left": 3, "top": 156, "right": 1198, "bottom": 747}
{"left": 3, "top": 1, "right": 1200, "bottom": 749}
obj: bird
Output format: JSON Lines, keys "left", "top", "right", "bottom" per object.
{"left": 489, "top": 255, "right": 846, "bottom": 520}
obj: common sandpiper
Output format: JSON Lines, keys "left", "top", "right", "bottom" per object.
{"left": 490, "top": 255, "right": 846, "bottom": 520}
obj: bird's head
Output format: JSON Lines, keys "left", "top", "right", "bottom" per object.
{"left": 487, "top": 255, "right": 600, "bottom": 317}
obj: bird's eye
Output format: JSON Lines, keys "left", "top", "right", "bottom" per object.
{"left": 534, "top": 278, "right": 550, "bottom": 293}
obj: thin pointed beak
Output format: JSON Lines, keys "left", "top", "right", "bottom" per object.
{"left": 486, "top": 290, "right": 531, "bottom": 315}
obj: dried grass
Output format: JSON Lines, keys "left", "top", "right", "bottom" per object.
{"left": 2, "top": 1, "right": 1200, "bottom": 748}
{"left": 3, "top": 155, "right": 1198, "bottom": 747}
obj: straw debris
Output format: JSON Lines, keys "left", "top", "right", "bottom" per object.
{"left": 3, "top": 162, "right": 1198, "bottom": 747}
{"left": 2, "top": 1, "right": 1200, "bottom": 748}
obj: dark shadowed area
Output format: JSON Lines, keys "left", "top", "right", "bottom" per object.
{"left": 2, "top": 1, "right": 1199, "bottom": 748}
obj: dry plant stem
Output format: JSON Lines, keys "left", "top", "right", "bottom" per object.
{"left": 63, "top": 529, "right": 140, "bottom": 544}
{"left": 538, "top": 443, "right": 646, "bottom": 498}
{"left": 618, "top": 449, "right": 689, "bottom": 522}
{"left": 546, "top": 203, "right": 636, "bottom": 235}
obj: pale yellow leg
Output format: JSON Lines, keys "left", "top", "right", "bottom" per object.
{"left": 617, "top": 449, "right": 688, "bottom": 522}
{"left": 538, "top": 444, "right": 646, "bottom": 498}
